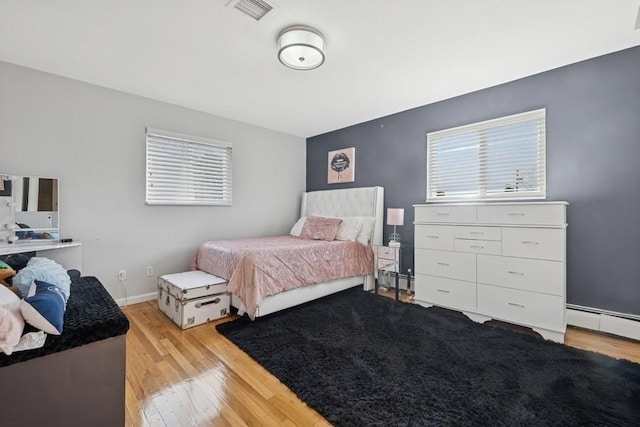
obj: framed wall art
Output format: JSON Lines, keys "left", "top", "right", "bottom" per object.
{"left": 327, "top": 147, "right": 355, "bottom": 184}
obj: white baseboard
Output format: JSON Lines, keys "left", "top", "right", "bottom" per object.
{"left": 115, "top": 291, "right": 157, "bottom": 307}
{"left": 567, "top": 308, "right": 640, "bottom": 341}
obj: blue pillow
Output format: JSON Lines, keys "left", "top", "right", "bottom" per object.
{"left": 19, "top": 280, "right": 65, "bottom": 335}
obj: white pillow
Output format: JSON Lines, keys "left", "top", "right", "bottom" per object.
{"left": 356, "top": 217, "right": 376, "bottom": 245}
{"left": 335, "top": 217, "right": 364, "bottom": 241}
{"left": 289, "top": 217, "right": 307, "bottom": 237}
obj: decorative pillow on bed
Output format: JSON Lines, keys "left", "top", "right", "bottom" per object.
{"left": 20, "top": 280, "right": 65, "bottom": 335}
{"left": 289, "top": 217, "right": 307, "bottom": 237}
{"left": 300, "top": 216, "right": 343, "bottom": 241}
{"left": 355, "top": 217, "right": 376, "bottom": 245}
{"left": 334, "top": 217, "right": 365, "bottom": 241}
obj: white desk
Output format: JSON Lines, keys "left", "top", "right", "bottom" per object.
{"left": 0, "top": 241, "right": 82, "bottom": 271}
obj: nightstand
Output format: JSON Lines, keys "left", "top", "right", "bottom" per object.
{"left": 373, "top": 245, "right": 401, "bottom": 300}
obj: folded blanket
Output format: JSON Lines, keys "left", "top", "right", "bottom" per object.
{"left": 0, "top": 285, "right": 25, "bottom": 355}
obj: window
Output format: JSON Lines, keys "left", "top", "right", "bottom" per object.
{"left": 426, "top": 109, "right": 546, "bottom": 202}
{"left": 146, "top": 128, "right": 232, "bottom": 206}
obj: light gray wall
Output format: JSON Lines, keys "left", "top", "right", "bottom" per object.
{"left": 307, "top": 46, "right": 640, "bottom": 316}
{"left": 0, "top": 61, "right": 306, "bottom": 300}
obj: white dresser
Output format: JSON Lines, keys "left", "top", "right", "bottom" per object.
{"left": 414, "top": 202, "right": 567, "bottom": 342}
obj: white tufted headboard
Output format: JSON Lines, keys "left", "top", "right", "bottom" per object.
{"left": 300, "top": 186, "right": 384, "bottom": 246}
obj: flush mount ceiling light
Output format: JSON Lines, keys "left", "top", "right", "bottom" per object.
{"left": 277, "top": 25, "right": 325, "bottom": 70}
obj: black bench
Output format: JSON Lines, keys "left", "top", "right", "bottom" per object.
{"left": 0, "top": 276, "right": 130, "bottom": 427}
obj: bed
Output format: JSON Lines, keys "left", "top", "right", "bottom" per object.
{"left": 192, "top": 186, "right": 384, "bottom": 318}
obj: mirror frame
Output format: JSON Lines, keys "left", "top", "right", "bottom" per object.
{"left": 0, "top": 174, "right": 60, "bottom": 244}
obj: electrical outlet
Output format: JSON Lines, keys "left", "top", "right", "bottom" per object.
{"left": 145, "top": 266, "right": 154, "bottom": 277}
{"left": 118, "top": 270, "right": 127, "bottom": 281}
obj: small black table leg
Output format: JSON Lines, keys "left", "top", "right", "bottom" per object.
{"left": 395, "top": 271, "right": 400, "bottom": 300}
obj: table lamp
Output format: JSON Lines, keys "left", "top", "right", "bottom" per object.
{"left": 387, "top": 208, "right": 404, "bottom": 247}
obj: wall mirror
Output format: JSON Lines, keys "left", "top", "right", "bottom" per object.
{"left": 0, "top": 174, "right": 60, "bottom": 243}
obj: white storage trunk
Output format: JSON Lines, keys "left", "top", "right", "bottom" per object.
{"left": 158, "top": 271, "right": 230, "bottom": 329}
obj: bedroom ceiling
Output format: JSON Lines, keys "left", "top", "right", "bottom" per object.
{"left": 1, "top": 1, "right": 639, "bottom": 138}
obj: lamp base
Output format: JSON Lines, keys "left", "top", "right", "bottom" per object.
{"left": 388, "top": 240, "right": 400, "bottom": 247}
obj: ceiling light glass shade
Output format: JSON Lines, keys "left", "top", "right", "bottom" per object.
{"left": 277, "top": 26, "right": 325, "bottom": 70}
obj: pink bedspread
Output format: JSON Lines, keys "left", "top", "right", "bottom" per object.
{"left": 191, "top": 236, "right": 374, "bottom": 318}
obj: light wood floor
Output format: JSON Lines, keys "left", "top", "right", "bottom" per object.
{"left": 123, "top": 291, "right": 640, "bottom": 427}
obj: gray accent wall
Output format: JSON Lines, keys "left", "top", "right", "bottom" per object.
{"left": 307, "top": 46, "right": 640, "bottom": 316}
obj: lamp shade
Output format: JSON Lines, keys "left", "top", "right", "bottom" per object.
{"left": 387, "top": 208, "right": 404, "bottom": 226}
{"left": 277, "top": 25, "right": 325, "bottom": 70}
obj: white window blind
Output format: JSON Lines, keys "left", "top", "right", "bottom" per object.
{"left": 146, "top": 128, "right": 232, "bottom": 206}
{"left": 426, "top": 109, "right": 546, "bottom": 202}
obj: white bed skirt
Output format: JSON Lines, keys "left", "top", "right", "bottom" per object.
{"left": 232, "top": 274, "right": 374, "bottom": 318}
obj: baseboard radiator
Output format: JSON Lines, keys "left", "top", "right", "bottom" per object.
{"left": 567, "top": 304, "right": 640, "bottom": 341}
{"left": 382, "top": 273, "right": 640, "bottom": 342}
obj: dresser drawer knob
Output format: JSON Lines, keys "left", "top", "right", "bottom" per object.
{"left": 470, "top": 231, "right": 484, "bottom": 235}
{"left": 427, "top": 235, "right": 439, "bottom": 239}
{"left": 436, "top": 288, "right": 450, "bottom": 294}
{"left": 521, "top": 241, "right": 539, "bottom": 245}
{"left": 508, "top": 302, "right": 525, "bottom": 308}
{"left": 470, "top": 245, "right": 484, "bottom": 249}
{"left": 436, "top": 212, "right": 450, "bottom": 216}
{"left": 507, "top": 271, "right": 525, "bottom": 276}
{"left": 508, "top": 213, "right": 525, "bottom": 216}
{"left": 436, "top": 262, "right": 450, "bottom": 267}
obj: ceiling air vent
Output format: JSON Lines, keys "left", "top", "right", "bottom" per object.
{"left": 227, "top": 0, "right": 274, "bottom": 21}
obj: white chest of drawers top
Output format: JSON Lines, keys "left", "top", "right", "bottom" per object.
{"left": 413, "top": 202, "right": 568, "bottom": 343}
{"left": 414, "top": 202, "right": 567, "bottom": 226}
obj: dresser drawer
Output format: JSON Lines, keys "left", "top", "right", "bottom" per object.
{"left": 454, "top": 239, "right": 501, "bottom": 255}
{"left": 415, "top": 205, "right": 476, "bottom": 223}
{"left": 477, "top": 255, "right": 564, "bottom": 296}
{"left": 477, "top": 203, "right": 566, "bottom": 226}
{"left": 415, "top": 249, "right": 476, "bottom": 282}
{"left": 477, "top": 284, "right": 565, "bottom": 332}
{"left": 454, "top": 226, "right": 501, "bottom": 241}
{"left": 414, "top": 274, "right": 476, "bottom": 311}
{"left": 415, "top": 225, "right": 454, "bottom": 250}
{"left": 502, "top": 227, "right": 565, "bottom": 261}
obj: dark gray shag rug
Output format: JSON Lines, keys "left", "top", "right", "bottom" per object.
{"left": 216, "top": 288, "right": 640, "bottom": 426}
